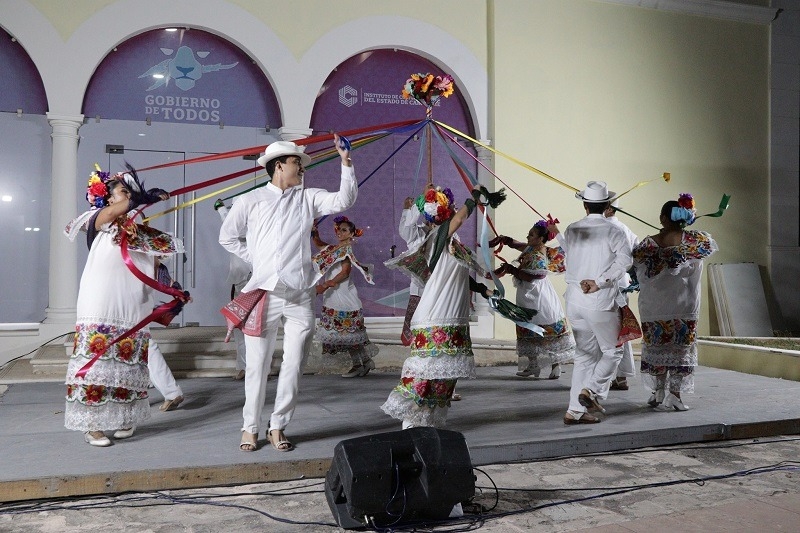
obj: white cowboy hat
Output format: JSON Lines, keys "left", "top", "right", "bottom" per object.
{"left": 256, "top": 141, "right": 312, "bottom": 169}
{"left": 575, "top": 180, "right": 614, "bottom": 203}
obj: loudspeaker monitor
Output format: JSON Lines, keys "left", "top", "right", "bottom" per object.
{"left": 325, "top": 427, "right": 475, "bottom": 529}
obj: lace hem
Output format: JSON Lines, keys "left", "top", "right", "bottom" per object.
{"left": 401, "top": 353, "right": 476, "bottom": 380}
{"left": 640, "top": 370, "right": 695, "bottom": 393}
{"left": 64, "top": 398, "right": 151, "bottom": 432}
{"left": 641, "top": 343, "right": 697, "bottom": 367}
{"left": 517, "top": 332, "right": 576, "bottom": 365}
{"left": 381, "top": 392, "right": 450, "bottom": 428}
{"left": 322, "top": 340, "right": 379, "bottom": 362}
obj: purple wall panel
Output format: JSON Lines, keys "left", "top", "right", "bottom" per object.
{"left": 0, "top": 28, "right": 48, "bottom": 114}
{"left": 309, "top": 49, "right": 479, "bottom": 316}
{"left": 83, "top": 28, "right": 280, "bottom": 128}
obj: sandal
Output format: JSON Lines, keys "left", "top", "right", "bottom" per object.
{"left": 239, "top": 431, "right": 257, "bottom": 452}
{"left": 268, "top": 428, "right": 295, "bottom": 452}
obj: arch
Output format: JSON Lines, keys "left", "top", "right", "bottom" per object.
{"left": 82, "top": 27, "right": 281, "bottom": 129}
{"left": 0, "top": 0, "right": 297, "bottom": 115}
{"left": 0, "top": 25, "right": 47, "bottom": 113}
{"left": 297, "top": 16, "right": 487, "bottom": 139}
{"left": 1, "top": 3, "right": 486, "bottom": 138}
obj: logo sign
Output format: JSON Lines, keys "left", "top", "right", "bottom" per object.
{"left": 83, "top": 29, "right": 281, "bottom": 129}
{"left": 140, "top": 46, "right": 238, "bottom": 91}
{"left": 338, "top": 85, "right": 358, "bottom": 107}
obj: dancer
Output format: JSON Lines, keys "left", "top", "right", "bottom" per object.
{"left": 148, "top": 340, "right": 184, "bottom": 412}
{"left": 603, "top": 198, "right": 640, "bottom": 391}
{"left": 382, "top": 185, "right": 503, "bottom": 429}
{"left": 490, "top": 220, "right": 575, "bottom": 380}
{"left": 552, "top": 180, "right": 632, "bottom": 425}
{"left": 398, "top": 190, "right": 464, "bottom": 400}
{"left": 64, "top": 164, "right": 183, "bottom": 446}
{"left": 147, "top": 262, "right": 185, "bottom": 411}
{"left": 219, "top": 135, "right": 356, "bottom": 452}
{"left": 215, "top": 199, "right": 251, "bottom": 380}
{"left": 398, "top": 194, "right": 433, "bottom": 346}
{"left": 311, "top": 215, "right": 378, "bottom": 377}
{"left": 633, "top": 194, "right": 717, "bottom": 410}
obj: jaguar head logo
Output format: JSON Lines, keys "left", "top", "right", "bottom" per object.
{"left": 139, "top": 45, "right": 238, "bottom": 91}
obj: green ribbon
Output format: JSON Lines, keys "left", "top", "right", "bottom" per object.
{"left": 696, "top": 194, "right": 731, "bottom": 219}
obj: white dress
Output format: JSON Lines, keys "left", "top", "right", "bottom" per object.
{"left": 513, "top": 246, "right": 576, "bottom": 371}
{"left": 381, "top": 228, "right": 482, "bottom": 427}
{"left": 633, "top": 230, "right": 717, "bottom": 392}
{"left": 312, "top": 244, "right": 378, "bottom": 363}
{"left": 63, "top": 210, "right": 183, "bottom": 432}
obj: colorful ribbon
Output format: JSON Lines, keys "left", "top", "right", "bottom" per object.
{"left": 74, "top": 221, "right": 189, "bottom": 379}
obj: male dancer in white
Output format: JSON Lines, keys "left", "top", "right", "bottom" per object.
{"left": 219, "top": 135, "right": 356, "bottom": 451}
{"left": 550, "top": 181, "right": 632, "bottom": 424}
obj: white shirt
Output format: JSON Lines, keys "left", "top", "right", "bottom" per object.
{"left": 557, "top": 213, "right": 633, "bottom": 310}
{"left": 217, "top": 204, "right": 252, "bottom": 286}
{"left": 219, "top": 164, "right": 357, "bottom": 292}
{"left": 607, "top": 215, "right": 639, "bottom": 289}
{"left": 398, "top": 207, "right": 429, "bottom": 296}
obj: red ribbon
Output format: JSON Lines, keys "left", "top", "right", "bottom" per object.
{"left": 74, "top": 221, "right": 189, "bottom": 379}
{"left": 545, "top": 213, "right": 560, "bottom": 241}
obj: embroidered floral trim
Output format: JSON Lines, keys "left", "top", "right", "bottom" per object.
{"left": 72, "top": 322, "right": 150, "bottom": 365}
{"left": 642, "top": 318, "right": 697, "bottom": 348}
{"left": 516, "top": 317, "right": 570, "bottom": 338}
{"left": 66, "top": 383, "right": 148, "bottom": 406}
{"left": 411, "top": 324, "right": 472, "bottom": 358}
{"left": 633, "top": 230, "right": 716, "bottom": 278}
{"left": 392, "top": 377, "right": 457, "bottom": 409}
{"left": 312, "top": 244, "right": 374, "bottom": 283}
{"left": 517, "top": 246, "right": 566, "bottom": 274}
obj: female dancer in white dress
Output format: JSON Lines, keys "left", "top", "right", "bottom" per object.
{"left": 312, "top": 216, "right": 378, "bottom": 377}
{"left": 64, "top": 164, "right": 182, "bottom": 446}
{"left": 633, "top": 194, "right": 717, "bottom": 411}
{"left": 491, "top": 220, "right": 576, "bottom": 379}
{"left": 382, "top": 186, "right": 500, "bottom": 428}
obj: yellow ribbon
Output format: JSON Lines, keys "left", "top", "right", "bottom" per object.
{"left": 433, "top": 120, "right": 579, "bottom": 191}
{"left": 141, "top": 173, "right": 267, "bottom": 223}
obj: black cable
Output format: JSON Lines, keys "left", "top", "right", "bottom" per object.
{"left": 0, "top": 331, "right": 72, "bottom": 371}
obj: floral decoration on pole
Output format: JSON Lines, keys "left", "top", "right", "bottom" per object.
{"left": 402, "top": 73, "right": 455, "bottom": 113}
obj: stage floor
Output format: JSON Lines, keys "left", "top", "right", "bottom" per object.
{"left": 1, "top": 364, "right": 798, "bottom": 502}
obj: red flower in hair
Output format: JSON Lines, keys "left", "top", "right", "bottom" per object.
{"left": 678, "top": 193, "right": 695, "bottom": 209}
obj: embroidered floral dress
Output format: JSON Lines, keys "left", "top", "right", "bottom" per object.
{"left": 632, "top": 230, "right": 717, "bottom": 393}
{"left": 312, "top": 244, "right": 378, "bottom": 364}
{"left": 381, "top": 228, "right": 483, "bottom": 428}
{"left": 513, "top": 245, "right": 576, "bottom": 372}
{"left": 63, "top": 210, "right": 183, "bottom": 432}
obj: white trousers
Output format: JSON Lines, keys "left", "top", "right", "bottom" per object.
{"left": 232, "top": 280, "right": 247, "bottom": 371}
{"left": 616, "top": 341, "right": 635, "bottom": 378}
{"left": 242, "top": 282, "right": 314, "bottom": 434}
{"left": 565, "top": 304, "right": 622, "bottom": 414}
{"left": 148, "top": 340, "right": 183, "bottom": 401}
{"left": 233, "top": 328, "right": 246, "bottom": 371}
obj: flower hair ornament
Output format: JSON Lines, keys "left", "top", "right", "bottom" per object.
{"left": 333, "top": 215, "right": 364, "bottom": 238}
{"left": 671, "top": 193, "right": 697, "bottom": 226}
{"left": 86, "top": 163, "right": 113, "bottom": 208}
{"left": 533, "top": 219, "right": 555, "bottom": 243}
{"left": 415, "top": 186, "right": 455, "bottom": 225}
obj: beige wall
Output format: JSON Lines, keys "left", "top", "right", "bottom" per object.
{"left": 490, "top": 0, "right": 769, "bottom": 339}
{"left": 9, "top": 0, "right": 774, "bottom": 342}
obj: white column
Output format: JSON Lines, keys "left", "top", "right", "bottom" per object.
{"left": 278, "top": 127, "right": 313, "bottom": 142}
{"left": 44, "top": 113, "right": 84, "bottom": 325}
{"left": 473, "top": 142, "right": 495, "bottom": 338}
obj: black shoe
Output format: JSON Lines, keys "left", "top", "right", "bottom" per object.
{"left": 564, "top": 413, "right": 600, "bottom": 425}
{"left": 578, "top": 388, "right": 606, "bottom": 413}
{"left": 610, "top": 378, "right": 628, "bottom": 391}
